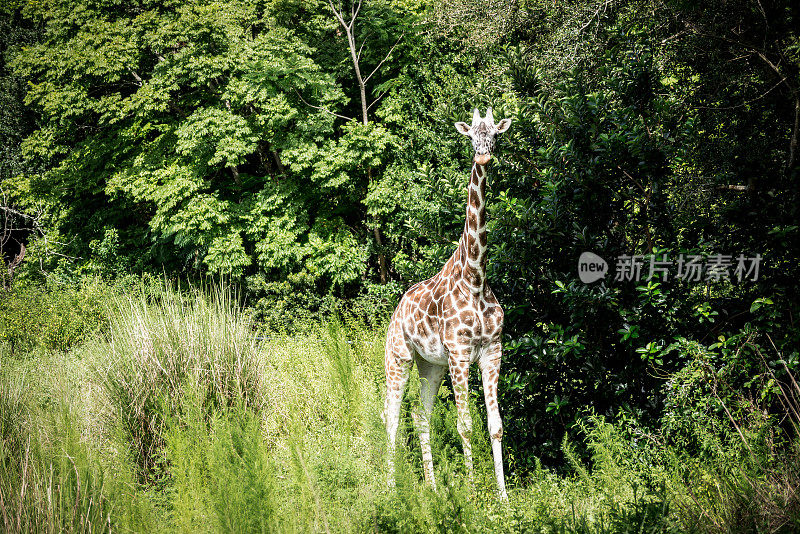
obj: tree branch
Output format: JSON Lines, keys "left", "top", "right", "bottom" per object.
{"left": 680, "top": 16, "right": 800, "bottom": 173}
{"left": 294, "top": 89, "right": 354, "bottom": 122}
{"left": 366, "top": 89, "right": 389, "bottom": 112}
{"left": 0, "top": 205, "right": 40, "bottom": 221}
{"left": 127, "top": 67, "right": 143, "bottom": 86}
{"left": 755, "top": 51, "right": 800, "bottom": 171}
{"left": 579, "top": 0, "right": 614, "bottom": 34}
{"left": 790, "top": 96, "right": 799, "bottom": 171}
{"left": 716, "top": 184, "right": 750, "bottom": 191}
{"left": 364, "top": 33, "right": 404, "bottom": 84}
{"left": 356, "top": 30, "right": 373, "bottom": 63}
{"left": 328, "top": 0, "right": 348, "bottom": 29}
{"left": 694, "top": 75, "right": 785, "bottom": 110}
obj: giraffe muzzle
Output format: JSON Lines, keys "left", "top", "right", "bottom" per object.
{"left": 474, "top": 154, "right": 491, "bottom": 165}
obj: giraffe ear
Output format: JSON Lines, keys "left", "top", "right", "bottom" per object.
{"left": 455, "top": 122, "right": 471, "bottom": 136}
{"left": 495, "top": 118, "right": 512, "bottom": 134}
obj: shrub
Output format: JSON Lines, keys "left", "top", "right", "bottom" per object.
{"left": 0, "top": 279, "right": 111, "bottom": 355}
{"left": 662, "top": 339, "right": 800, "bottom": 532}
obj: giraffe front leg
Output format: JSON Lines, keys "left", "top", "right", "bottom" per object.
{"left": 480, "top": 342, "right": 508, "bottom": 500}
{"left": 448, "top": 352, "right": 474, "bottom": 488}
{"left": 384, "top": 348, "right": 412, "bottom": 489}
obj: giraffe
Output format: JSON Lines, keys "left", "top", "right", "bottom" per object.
{"left": 383, "top": 107, "right": 511, "bottom": 499}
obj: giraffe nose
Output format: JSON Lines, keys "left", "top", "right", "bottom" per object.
{"left": 474, "top": 154, "right": 491, "bottom": 165}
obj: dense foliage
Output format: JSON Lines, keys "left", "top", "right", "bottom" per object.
{"left": 3, "top": 0, "right": 800, "bottom": 486}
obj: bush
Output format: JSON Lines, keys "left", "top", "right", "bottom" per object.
{"left": 660, "top": 338, "right": 800, "bottom": 532}
{"left": 0, "top": 279, "right": 111, "bottom": 355}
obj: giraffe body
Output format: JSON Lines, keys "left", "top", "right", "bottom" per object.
{"left": 383, "top": 108, "right": 511, "bottom": 499}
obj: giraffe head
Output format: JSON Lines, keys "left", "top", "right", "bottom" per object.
{"left": 455, "top": 108, "right": 512, "bottom": 165}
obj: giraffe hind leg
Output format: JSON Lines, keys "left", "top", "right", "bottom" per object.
{"left": 412, "top": 355, "right": 447, "bottom": 490}
{"left": 384, "top": 327, "right": 412, "bottom": 488}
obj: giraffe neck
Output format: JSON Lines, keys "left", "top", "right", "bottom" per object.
{"left": 455, "top": 161, "right": 488, "bottom": 292}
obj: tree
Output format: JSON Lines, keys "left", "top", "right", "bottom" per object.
{"left": 10, "top": 0, "right": 361, "bottom": 286}
{"left": 324, "top": 0, "right": 409, "bottom": 283}
{"left": 0, "top": 0, "right": 39, "bottom": 284}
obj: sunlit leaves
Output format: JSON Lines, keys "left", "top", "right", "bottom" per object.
{"left": 285, "top": 121, "right": 397, "bottom": 191}
{"left": 205, "top": 232, "right": 251, "bottom": 275}
{"left": 176, "top": 108, "right": 258, "bottom": 168}
{"left": 249, "top": 184, "right": 310, "bottom": 273}
{"left": 12, "top": 0, "right": 358, "bottom": 280}
{"left": 306, "top": 219, "right": 368, "bottom": 289}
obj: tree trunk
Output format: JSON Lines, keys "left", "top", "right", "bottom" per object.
{"left": 6, "top": 242, "right": 25, "bottom": 289}
{"left": 345, "top": 30, "right": 369, "bottom": 125}
{"left": 329, "top": 0, "right": 392, "bottom": 282}
{"left": 373, "top": 224, "right": 387, "bottom": 284}
{"left": 789, "top": 96, "right": 799, "bottom": 172}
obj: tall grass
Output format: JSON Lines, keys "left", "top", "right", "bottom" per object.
{"left": 0, "top": 363, "right": 158, "bottom": 533}
{"left": 96, "top": 282, "right": 263, "bottom": 482}
{"left": 165, "top": 384, "right": 277, "bottom": 534}
{"left": 3, "top": 280, "right": 800, "bottom": 532}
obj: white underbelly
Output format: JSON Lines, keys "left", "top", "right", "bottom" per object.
{"left": 411, "top": 339, "right": 449, "bottom": 366}
{"left": 411, "top": 338, "right": 484, "bottom": 367}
